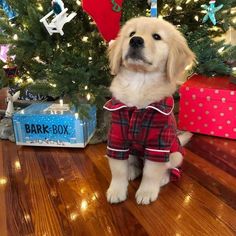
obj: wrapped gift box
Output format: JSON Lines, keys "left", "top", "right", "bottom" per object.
{"left": 178, "top": 74, "right": 236, "bottom": 139}
{"left": 12, "top": 102, "right": 96, "bottom": 147}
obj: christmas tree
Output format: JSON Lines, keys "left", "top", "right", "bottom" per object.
{"left": 0, "top": 0, "right": 235, "bottom": 109}
{"left": 0, "top": 0, "right": 112, "bottom": 111}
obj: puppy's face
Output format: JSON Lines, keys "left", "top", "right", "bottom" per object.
{"left": 109, "top": 17, "right": 195, "bottom": 82}
{"left": 121, "top": 18, "right": 170, "bottom": 73}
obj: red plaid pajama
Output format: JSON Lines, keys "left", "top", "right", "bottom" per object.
{"left": 104, "top": 97, "right": 184, "bottom": 180}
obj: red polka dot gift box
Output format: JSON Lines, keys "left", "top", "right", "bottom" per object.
{"left": 178, "top": 74, "right": 236, "bottom": 139}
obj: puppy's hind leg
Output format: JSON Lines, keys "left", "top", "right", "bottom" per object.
{"left": 128, "top": 155, "right": 142, "bottom": 181}
{"left": 160, "top": 152, "right": 183, "bottom": 187}
{"left": 106, "top": 157, "right": 129, "bottom": 204}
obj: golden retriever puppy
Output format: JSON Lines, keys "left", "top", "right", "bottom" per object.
{"left": 104, "top": 17, "right": 195, "bottom": 205}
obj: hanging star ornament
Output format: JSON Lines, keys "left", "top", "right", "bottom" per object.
{"left": 201, "top": 0, "right": 223, "bottom": 25}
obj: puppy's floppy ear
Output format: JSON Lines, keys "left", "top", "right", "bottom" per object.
{"left": 108, "top": 36, "right": 122, "bottom": 75}
{"left": 167, "top": 32, "right": 195, "bottom": 82}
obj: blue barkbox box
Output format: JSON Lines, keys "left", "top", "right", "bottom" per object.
{"left": 12, "top": 103, "right": 96, "bottom": 147}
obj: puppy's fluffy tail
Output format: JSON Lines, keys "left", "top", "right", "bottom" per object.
{"left": 178, "top": 131, "right": 193, "bottom": 146}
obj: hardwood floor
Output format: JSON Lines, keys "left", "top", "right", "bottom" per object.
{"left": 0, "top": 138, "right": 236, "bottom": 236}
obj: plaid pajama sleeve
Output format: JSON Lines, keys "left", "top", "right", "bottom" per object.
{"left": 107, "top": 110, "right": 130, "bottom": 160}
{"left": 104, "top": 99, "right": 130, "bottom": 160}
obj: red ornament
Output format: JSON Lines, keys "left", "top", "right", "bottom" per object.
{"left": 3, "top": 65, "right": 18, "bottom": 78}
{"left": 82, "top": 0, "right": 123, "bottom": 42}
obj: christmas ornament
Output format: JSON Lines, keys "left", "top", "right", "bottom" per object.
{"left": 150, "top": 0, "right": 158, "bottom": 17}
{"left": 3, "top": 64, "right": 17, "bottom": 77}
{"left": 0, "top": 44, "right": 9, "bottom": 62}
{"left": 0, "top": 0, "right": 17, "bottom": 20}
{"left": 40, "top": 0, "right": 77, "bottom": 36}
{"left": 82, "top": 0, "right": 123, "bottom": 42}
{"left": 5, "top": 90, "right": 20, "bottom": 118}
{"left": 51, "top": 0, "right": 64, "bottom": 14}
{"left": 201, "top": 0, "right": 223, "bottom": 25}
{"left": 3, "top": 56, "right": 17, "bottom": 78}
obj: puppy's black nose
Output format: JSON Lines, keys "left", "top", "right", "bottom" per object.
{"left": 129, "top": 36, "right": 144, "bottom": 48}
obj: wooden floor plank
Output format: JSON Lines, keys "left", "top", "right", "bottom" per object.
{"left": 3, "top": 141, "right": 35, "bottom": 236}
{"left": 18, "top": 146, "right": 64, "bottom": 236}
{"left": 184, "top": 149, "right": 236, "bottom": 210}
{"left": 177, "top": 174, "right": 236, "bottom": 232}
{"left": 0, "top": 140, "right": 7, "bottom": 236}
{"left": 1, "top": 141, "right": 236, "bottom": 236}
{"left": 159, "top": 184, "right": 235, "bottom": 236}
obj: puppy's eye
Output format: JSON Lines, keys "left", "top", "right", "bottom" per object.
{"left": 129, "top": 31, "right": 136, "bottom": 37}
{"left": 152, "top": 33, "right": 161, "bottom": 40}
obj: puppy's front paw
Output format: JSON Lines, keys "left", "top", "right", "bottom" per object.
{"left": 135, "top": 185, "right": 160, "bottom": 205}
{"left": 107, "top": 183, "right": 127, "bottom": 204}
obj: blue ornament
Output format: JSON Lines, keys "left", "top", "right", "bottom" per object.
{"left": 0, "top": 0, "right": 17, "bottom": 20}
{"left": 201, "top": 0, "right": 223, "bottom": 25}
{"left": 150, "top": 0, "right": 158, "bottom": 17}
{"left": 51, "top": 0, "right": 64, "bottom": 15}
